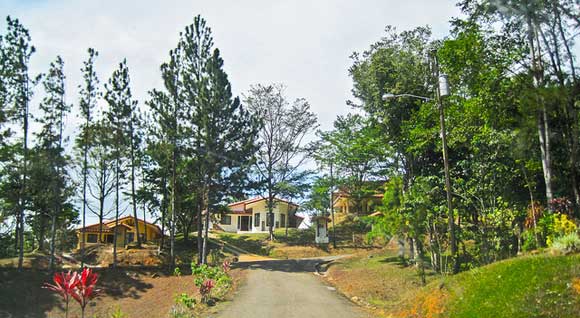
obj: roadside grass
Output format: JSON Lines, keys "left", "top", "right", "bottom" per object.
{"left": 0, "top": 266, "right": 245, "bottom": 318}
{"left": 323, "top": 248, "right": 435, "bottom": 314}
{"left": 323, "top": 249, "right": 580, "bottom": 318}
{"left": 433, "top": 253, "right": 580, "bottom": 318}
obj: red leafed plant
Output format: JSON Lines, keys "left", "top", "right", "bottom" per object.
{"left": 222, "top": 260, "right": 231, "bottom": 273}
{"left": 71, "top": 268, "right": 100, "bottom": 318}
{"left": 43, "top": 267, "right": 100, "bottom": 318}
{"left": 43, "top": 271, "right": 80, "bottom": 318}
{"left": 200, "top": 279, "right": 215, "bottom": 304}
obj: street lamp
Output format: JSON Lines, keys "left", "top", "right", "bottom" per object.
{"left": 381, "top": 57, "right": 457, "bottom": 273}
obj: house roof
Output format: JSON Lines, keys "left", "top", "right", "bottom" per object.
{"left": 228, "top": 197, "right": 300, "bottom": 208}
{"left": 76, "top": 215, "right": 162, "bottom": 233}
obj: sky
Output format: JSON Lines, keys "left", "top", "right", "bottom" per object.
{"left": 2, "top": 0, "right": 461, "bottom": 225}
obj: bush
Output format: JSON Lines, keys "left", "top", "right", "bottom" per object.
{"left": 551, "top": 233, "right": 580, "bottom": 254}
{"left": 174, "top": 293, "right": 196, "bottom": 309}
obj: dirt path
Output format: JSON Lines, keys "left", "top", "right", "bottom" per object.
{"left": 215, "top": 257, "right": 369, "bottom": 318}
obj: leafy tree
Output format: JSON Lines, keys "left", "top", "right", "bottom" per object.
{"left": 244, "top": 83, "right": 317, "bottom": 240}
{"left": 316, "top": 114, "right": 390, "bottom": 214}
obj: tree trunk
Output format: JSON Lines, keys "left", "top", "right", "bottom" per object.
{"left": 129, "top": 122, "right": 141, "bottom": 248}
{"left": 17, "top": 71, "right": 30, "bottom": 271}
{"left": 48, "top": 211, "right": 58, "bottom": 271}
{"left": 202, "top": 191, "right": 211, "bottom": 264}
{"left": 113, "top": 157, "right": 120, "bottom": 268}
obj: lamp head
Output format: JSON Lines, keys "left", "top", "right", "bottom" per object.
{"left": 381, "top": 93, "right": 395, "bottom": 101}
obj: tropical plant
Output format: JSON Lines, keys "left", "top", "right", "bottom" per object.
{"left": 70, "top": 267, "right": 99, "bottom": 318}
{"left": 43, "top": 268, "right": 99, "bottom": 318}
{"left": 551, "top": 233, "right": 580, "bottom": 254}
{"left": 174, "top": 293, "right": 196, "bottom": 309}
{"left": 199, "top": 279, "right": 215, "bottom": 304}
{"left": 43, "top": 271, "right": 79, "bottom": 318}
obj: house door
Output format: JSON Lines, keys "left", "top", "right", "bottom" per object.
{"left": 126, "top": 232, "right": 134, "bottom": 245}
{"left": 240, "top": 216, "right": 250, "bottom": 231}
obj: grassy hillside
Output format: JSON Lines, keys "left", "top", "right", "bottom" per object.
{"left": 433, "top": 254, "right": 580, "bottom": 318}
{"left": 323, "top": 251, "right": 580, "bottom": 318}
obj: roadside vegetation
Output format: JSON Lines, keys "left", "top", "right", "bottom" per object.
{"left": 322, "top": 250, "right": 580, "bottom": 318}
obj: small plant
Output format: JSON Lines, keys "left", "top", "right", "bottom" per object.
{"left": 71, "top": 267, "right": 100, "bottom": 318}
{"left": 551, "top": 233, "right": 580, "bottom": 254}
{"left": 169, "top": 304, "right": 193, "bottom": 318}
{"left": 222, "top": 260, "right": 231, "bottom": 273}
{"left": 173, "top": 267, "right": 182, "bottom": 277}
{"left": 199, "top": 279, "right": 215, "bottom": 304}
{"left": 110, "top": 306, "right": 127, "bottom": 318}
{"left": 174, "top": 293, "right": 196, "bottom": 309}
{"left": 43, "top": 271, "right": 79, "bottom": 318}
{"left": 43, "top": 267, "right": 99, "bottom": 318}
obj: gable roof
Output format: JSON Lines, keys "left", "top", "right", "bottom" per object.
{"left": 76, "top": 215, "right": 162, "bottom": 233}
{"left": 227, "top": 197, "right": 299, "bottom": 214}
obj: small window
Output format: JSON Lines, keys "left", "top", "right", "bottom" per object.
{"left": 221, "top": 215, "right": 232, "bottom": 225}
{"left": 254, "top": 213, "right": 260, "bottom": 227}
{"left": 275, "top": 221, "right": 279, "bottom": 228}
{"left": 281, "top": 214, "right": 286, "bottom": 227}
{"left": 105, "top": 234, "right": 114, "bottom": 243}
{"left": 87, "top": 234, "right": 98, "bottom": 243}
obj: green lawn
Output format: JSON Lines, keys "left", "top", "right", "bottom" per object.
{"left": 441, "top": 254, "right": 580, "bottom": 318}
{"left": 325, "top": 251, "right": 580, "bottom": 318}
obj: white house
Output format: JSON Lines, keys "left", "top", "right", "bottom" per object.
{"left": 214, "top": 197, "right": 303, "bottom": 233}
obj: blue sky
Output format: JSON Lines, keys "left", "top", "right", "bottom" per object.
{"left": 2, "top": 0, "right": 461, "bottom": 225}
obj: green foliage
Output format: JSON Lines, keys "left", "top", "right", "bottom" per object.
{"left": 109, "top": 306, "right": 127, "bottom": 318}
{"left": 443, "top": 255, "right": 580, "bottom": 318}
{"left": 174, "top": 293, "right": 196, "bottom": 309}
{"left": 173, "top": 267, "right": 181, "bottom": 277}
{"left": 551, "top": 233, "right": 580, "bottom": 254}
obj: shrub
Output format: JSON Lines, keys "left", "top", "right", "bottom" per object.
{"left": 174, "top": 293, "right": 196, "bottom": 309}
{"left": 199, "top": 279, "right": 215, "bottom": 304}
{"left": 551, "top": 233, "right": 580, "bottom": 254}
{"left": 173, "top": 267, "right": 182, "bottom": 277}
{"left": 169, "top": 304, "right": 193, "bottom": 318}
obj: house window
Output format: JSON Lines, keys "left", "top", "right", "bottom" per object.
{"left": 275, "top": 221, "right": 279, "bottom": 228}
{"left": 281, "top": 214, "right": 286, "bottom": 227}
{"left": 254, "top": 213, "right": 260, "bottom": 227}
{"left": 105, "top": 234, "right": 114, "bottom": 244}
{"left": 87, "top": 234, "right": 98, "bottom": 243}
{"left": 266, "top": 213, "right": 273, "bottom": 227}
{"left": 221, "top": 215, "right": 232, "bottom": 225}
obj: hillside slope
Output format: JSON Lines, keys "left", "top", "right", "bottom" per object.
{"left": 400, "top": 254, "right": 580, "bottom": 318}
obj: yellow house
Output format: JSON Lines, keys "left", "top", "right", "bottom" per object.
{"left": 332, "top": 190, "right": 384, "bottom": 215}
{"left": 76, "top": 216, "right": 163, "bottom": 249}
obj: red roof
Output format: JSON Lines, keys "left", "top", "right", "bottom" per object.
{"left": 228, "top": 197, "right": 299, "bottom": 208}
{"left": 76, "top": 215, "right": 162, "bottom": 233}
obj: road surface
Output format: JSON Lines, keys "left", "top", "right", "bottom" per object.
{"left": 215, "top": 257, "right": 369, "bottom": 318}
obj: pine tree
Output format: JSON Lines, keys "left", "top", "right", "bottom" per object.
{"left": 180, "top": 16, "right": 260, "bottom": 263}
{"left": 104, "top": 59, "right": 133, "bottom": 267}
{"left": 3, "top": 16, "right": 36, "bottom": 271}
{"left": 35, "top": 56, "right": 71, "bottom": 269}
{"left": 77, "top": 48, "right": 99, "bottom": 266}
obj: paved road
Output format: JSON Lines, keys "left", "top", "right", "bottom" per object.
{"left": 215, "top": 257, "right": 369, "bottom": 318}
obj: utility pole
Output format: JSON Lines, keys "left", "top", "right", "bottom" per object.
{"left": 432, "top": 51, "right": 458, "bottom": 274}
